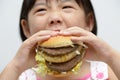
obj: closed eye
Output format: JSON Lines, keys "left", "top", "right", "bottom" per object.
{"left": 63, "top": 6, "right": 72, "bottom": 9}
{"left": 37, "top": 8, "right": 47, "bottom": 12}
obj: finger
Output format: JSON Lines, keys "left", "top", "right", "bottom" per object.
{"left": 33, "top": 30, "right": 59, "bottom": 37}
{"left": 22, "top": 35, "right": 51, "bottom": 50}
{"left": 59, "top": 27, "right": 89, "bottom": 36}
{"left": 71, "top": 35, "right": 104, "bottom": 51}
{"left": 71, "top": 36, "right": 88, "bottom": 48}
{"left": 71, "top": 36, "right": 94, "bottom": 45}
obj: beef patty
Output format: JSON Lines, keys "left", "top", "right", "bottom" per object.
{"left": 46, "top": 55, "right": 82, "bottom": 72}
{"left": 38, "top": 45, "right": 78, "bottom": 56}
{"left": 38, "top": 44, "right": 84, "bottom": 72}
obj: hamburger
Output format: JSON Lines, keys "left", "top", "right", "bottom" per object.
{"left": 35, "top": 36, "right": 87, "bottom": 76}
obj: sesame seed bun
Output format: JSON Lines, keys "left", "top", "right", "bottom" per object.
{"left": 38, "top": 36, "right": 73, "bottom": 48}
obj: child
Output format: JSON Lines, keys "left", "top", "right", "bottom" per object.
{"left": 0, "top": 0, "right": 119, "bottom": 80}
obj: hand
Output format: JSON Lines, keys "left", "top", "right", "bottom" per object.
{"left": 9, "top": 30, "right": 59, "bottom": 73}
{"left": 59, "top": 26, "right": 114, "bottom": 62}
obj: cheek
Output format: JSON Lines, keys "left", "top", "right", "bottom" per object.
{"left": 64, "top": 12, "right": 87, "bottom": 29}
{"left": 28, "top": 17, "right": 47, "bottom": 35}
{"left": 75, "top": 14, "right": 87, "bottom": 29}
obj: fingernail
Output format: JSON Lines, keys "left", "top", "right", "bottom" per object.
{"left": 45, "top": 35, "right": 51, "bottom": 38}
{"left": 63, "top": 32, "right": 69, "bottom": 35}
{"left": 60, "top": 31, "right": 68, "bottom": 35}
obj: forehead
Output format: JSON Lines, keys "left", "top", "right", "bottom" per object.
{"left": 33, "top": 0, "right": 78, "bottom": 8}
{"left": 35, "top": 0, "right": 74, "bottom": 2}
{"left": 34, "top": 0, "right": 76, "bottom": 4}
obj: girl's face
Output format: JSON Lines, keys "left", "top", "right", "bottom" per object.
{"left": 21, "top": 0, "right": 94, "bottom": 38}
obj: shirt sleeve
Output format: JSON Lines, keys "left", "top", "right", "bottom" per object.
{"left": 19, "top": 69, "right": 37, "bottom": 80}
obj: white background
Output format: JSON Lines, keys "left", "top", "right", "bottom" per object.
{"left": 0, "top": 0, "right": 120, "bottom": 72}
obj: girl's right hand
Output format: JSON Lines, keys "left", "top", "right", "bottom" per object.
{"left": 8, "top": 30, "right": 58, "bottom": 74}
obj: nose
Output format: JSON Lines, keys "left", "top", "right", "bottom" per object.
{"left": 48, "top": 12, "right": 62, "bottom": 26}
{"left": 50, "top": 20, "right": 61, "bottom": 24}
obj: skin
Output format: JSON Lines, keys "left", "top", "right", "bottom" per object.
{"left": 0, "top": 0, "right": 119, "bottom": 80}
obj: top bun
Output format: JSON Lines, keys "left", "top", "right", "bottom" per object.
{"left": 38, "top": 36, "right": 73, "bottom": 48}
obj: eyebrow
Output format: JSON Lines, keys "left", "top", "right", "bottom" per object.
{"left": 34, "top": 1, "right": 46, "bottom": 7}
{"left": 61, "top": 0, "right": 73, "bottom": 3}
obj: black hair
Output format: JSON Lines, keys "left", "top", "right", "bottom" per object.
{"left": 19, "top": 0, "right": 35, "bottom": 41}
{"left": 19, "top": 0, "right": 97, "bottom": 41}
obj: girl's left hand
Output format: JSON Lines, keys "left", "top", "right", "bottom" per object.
{"left": 59, "top": 26, "right": 115, "bottom": 62}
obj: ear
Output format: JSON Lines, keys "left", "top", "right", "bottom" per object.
{"left": 86, "top": 12, "right": 94, "bottom": 32}
{"left": 21, "top": 19, "right": 30, "bottom": 38}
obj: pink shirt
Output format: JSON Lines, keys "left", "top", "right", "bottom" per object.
{"left": 19, "top": 61, "right": 108, "bottom": 80}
